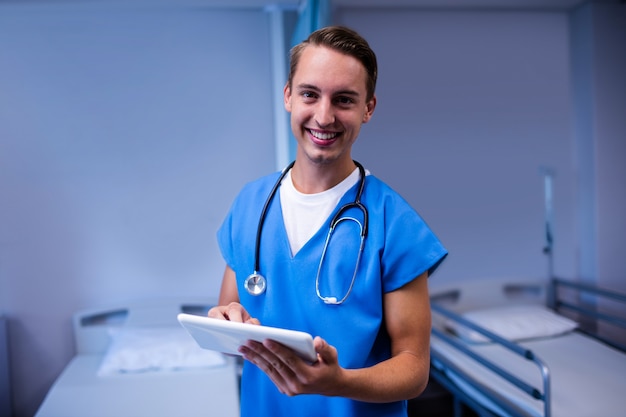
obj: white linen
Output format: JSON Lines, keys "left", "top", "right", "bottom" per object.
{"left": 97, "top": 327, "right": 226, "bottom": 376}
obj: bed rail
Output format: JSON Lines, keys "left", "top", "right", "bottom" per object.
{"left": 549, "top": 277, "right": 626, "bottom": 352}
{"left": 430, "top": 303, "right": 551, "bottom": 417}
{"left": 72, "top": 297, "right": 217, "bottom": 354}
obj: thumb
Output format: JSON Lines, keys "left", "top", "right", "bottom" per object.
{"left": 313, "top": 336, "right": 337, "bottom": 364}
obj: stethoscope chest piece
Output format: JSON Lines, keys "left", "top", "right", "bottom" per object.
{"left": 245, "top": 272, "right": 266, "bottom": 296}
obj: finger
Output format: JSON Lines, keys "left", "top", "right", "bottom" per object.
{"left": 263, "top": 340, "right": 313, "bottom": 396}
{"left": 225, "top": 302, "right": 245, "bottom": 322}
{"left": 240, "top": 340, "right": 276, "bottom": 368}
{"left": 207, "top": 306, "right": 229, "bottom": 320}
{"left": 207, "top": 303, "right": 260, "bottom": 324}
{"left": 243, "top": 340, "right": 289, "bottom": 374}
{"left": 246, "top": 317, "right": 261, "bottom": 325}
{"left": 229, "top": 304, "right": 261, "bottom": 324}
{"left": 263, "top": 340, "right": 302, "bottom": 372}
{"left": 240, "top": 341, "right": 290, "bottom": 391}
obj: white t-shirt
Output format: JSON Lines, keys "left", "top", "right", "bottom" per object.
{"left": 280, "top": 167, "right": 361, "bottom": 255}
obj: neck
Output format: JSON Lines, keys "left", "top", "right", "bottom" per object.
{"left": 290, "top": 158, "right": 356, "bottom": 194}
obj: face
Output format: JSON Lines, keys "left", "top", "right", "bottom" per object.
{"left": 284, "top": 45, "right": 376, "bottom": 168}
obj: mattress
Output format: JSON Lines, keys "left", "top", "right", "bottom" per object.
{"left": 35, "top": 354, "right": 240, "bottom": 417}
{"left": 431, "top": 331, "right": 626, "bottom": 417}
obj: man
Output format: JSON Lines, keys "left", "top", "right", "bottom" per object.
{"left": 209, "top": 26, "right": 447, "bottom": 417}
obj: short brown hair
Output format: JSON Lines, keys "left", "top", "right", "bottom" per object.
{"left": 288, "top": 26, "right": 378, "bottom": 101}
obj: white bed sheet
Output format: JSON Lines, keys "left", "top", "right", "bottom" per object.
{"left": 431, "top": 331, "right": 626, "bottom": 417}
{"left": 35, "top": 354, "right": 240, "bottom": 417}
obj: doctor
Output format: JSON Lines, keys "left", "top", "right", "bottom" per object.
{"left": 209, "top": 26, "right": 447, "bottom": 417}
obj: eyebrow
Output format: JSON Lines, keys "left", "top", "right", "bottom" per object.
{"left": 296, "top": 83, "right": 361, "bottom": 98}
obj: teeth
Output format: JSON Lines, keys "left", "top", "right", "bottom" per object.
{"left": 310, "top": 130, "right": 337, "bottom": 140}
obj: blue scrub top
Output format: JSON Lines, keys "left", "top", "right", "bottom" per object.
{"left": 218, "top": 170, "right": 447, "bottom": 417}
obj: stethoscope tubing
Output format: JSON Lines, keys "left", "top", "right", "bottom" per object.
{"left": 246, "top": 160, "right": 367, "bottom": 301}
{"left": 251, "top": 161, "right": 295, "bottom": 275}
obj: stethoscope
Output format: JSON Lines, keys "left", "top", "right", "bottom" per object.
{"left": 244, "top": 160, "right": 368, "bottom": 305}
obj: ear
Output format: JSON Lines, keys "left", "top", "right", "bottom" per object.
{"left": 284, "top": 83, "right": 292, "bottom": 112}
{"left": 362, "top": 95, "right": 377, "bottom": 123}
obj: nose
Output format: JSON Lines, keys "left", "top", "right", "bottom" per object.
{"left": 314, "top": 99, "right": 335, "bottom": 127}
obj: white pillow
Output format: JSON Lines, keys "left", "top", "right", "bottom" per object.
{"left": 97, "top": 327, "right": 226, "bottom": 376}
{"left": 445, "top": 305, "right": 578, "bottom": 344}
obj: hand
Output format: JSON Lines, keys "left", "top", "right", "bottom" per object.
{"left": 239, "top": 336, "right": 344, "bottom": 397}
{"left": 208, "top": 302, "right": 260, "bottom": 325}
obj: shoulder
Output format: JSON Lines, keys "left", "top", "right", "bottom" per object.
{"left": 362, "top": 174, "right": 438, "bottom": 238}
{"left": 362, "top": 174, "right": 414, "bottom": 213}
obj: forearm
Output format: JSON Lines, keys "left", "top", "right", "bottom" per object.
{"left": 333, "top": 350, "right": 430, "bottom": 403}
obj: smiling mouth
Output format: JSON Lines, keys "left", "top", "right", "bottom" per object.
{"left": 308, "top": 129, "right": 339, "bottom": 140}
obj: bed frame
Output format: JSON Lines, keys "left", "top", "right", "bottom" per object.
{"left": 35, "top": 297, "right": 241, "bottom": 417}
{"left": 547, "top": 278, "right": 626, "bottom": 352}
{"left": 429, "top": 277, "right": 626, "bottom": 417}
{"left": 69, "top": 297, "right": 217, "bottom": 354}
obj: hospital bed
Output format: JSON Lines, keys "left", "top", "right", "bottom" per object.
{"left": 35, "top": 297, "right": 240, "bottom": 417}
{"left": 429, "top": 277, "right": 626, "bottom": 417}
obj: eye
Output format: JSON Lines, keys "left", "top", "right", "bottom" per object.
{"left": 301, "top": 91, "right": 318, "bottom": 101}
{"left": 335, "top": 96, "right": 355, "bottom": 106}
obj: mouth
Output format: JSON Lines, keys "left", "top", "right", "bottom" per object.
{"left": 307, "top": 129, "right": 340, "bottom": 145}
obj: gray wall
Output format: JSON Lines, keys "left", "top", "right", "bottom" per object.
{"left": 340, "top": 8, "right": 577, "bottom": 284}
{"left": 0, "top": 5, "right": 275, "bottom": 416}
{"left": 0, "top": 2, "right": 624, "bottom": 416}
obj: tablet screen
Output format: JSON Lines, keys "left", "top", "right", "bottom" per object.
{"left": 177, "top": 313, "right": 317, "bottom": 363}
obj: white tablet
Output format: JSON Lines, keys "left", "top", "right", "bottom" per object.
{"left": 177, "top": 313, "right": 317, "bottom": 363}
